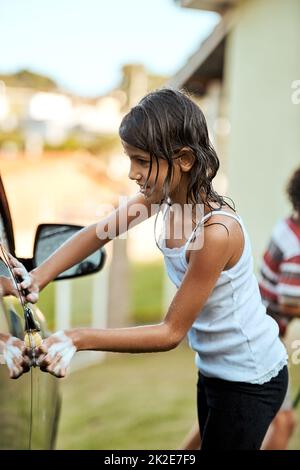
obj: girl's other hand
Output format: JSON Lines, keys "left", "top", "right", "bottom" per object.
{"left": 7, "top": 254, "right": 39, "bottom": 304}
{"left": 35, "top": 331, "right": 77, "bottom": 378}
{"left": 0, "top": 334, "right": 31, "bottom": 379}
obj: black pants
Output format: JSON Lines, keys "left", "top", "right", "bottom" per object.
{"left": 197, "top": 365, "right": 288, "bottom": 450}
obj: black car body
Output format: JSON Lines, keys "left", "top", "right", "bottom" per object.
{"left": 0, "top": 175, "right": 105, "bottom": 449}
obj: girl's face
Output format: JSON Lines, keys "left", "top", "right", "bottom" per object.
{"left": 122, "top": 141, "right": 182, "bottom": 204}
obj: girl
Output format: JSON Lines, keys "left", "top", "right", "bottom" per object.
{"left": 9, "top": 89, "right": 288, "bottom": 450}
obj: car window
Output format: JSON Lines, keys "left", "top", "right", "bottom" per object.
{"left": 0, "top": 176, "right": 15, "bottom": 256}
{"left": 0, "top": 208, "right": 13, "bottom": 283}
{"left": 0, "top": 210, "right": 12, "bottom": 337}
{"left": 0, "top": 199, "right": 24, "bottom": 337}
{"left": 0, "top": 213, "right": 9, "bottom": 252}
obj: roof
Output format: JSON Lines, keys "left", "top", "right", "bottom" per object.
{"left": 167, "top": 11, "right": 236, "bottom": 93}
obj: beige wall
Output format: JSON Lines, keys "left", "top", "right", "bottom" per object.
{"left": 225, "top": 0, "right": 300, "bottom": 269}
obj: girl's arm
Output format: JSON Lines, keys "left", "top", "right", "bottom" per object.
{"left": 37, "top": 224, "right": 232, "bottom": 376}
{"left": 10, "top": 192, "right": 154, "bottom": 300}
{"left": 73, "top": 224, "right": 230, "bottom": 352}
{"left": 178, "top": 422, "right": 201, "bottom": 450}
{"left": 278, "top": 299, "right": 300, "bottom": 318}
{"left": 267, "top": 298, "right": 300, "bottom": 318}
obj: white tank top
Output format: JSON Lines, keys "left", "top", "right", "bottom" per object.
{"left": 157, "top": 208, "right": 288, "bottom": 383}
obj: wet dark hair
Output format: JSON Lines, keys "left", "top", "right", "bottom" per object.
{"left": 119, "top": 88, "right": 234, "bottom": 213}
{"left": 287, "top": 167, "right": 300, "bottom": 214}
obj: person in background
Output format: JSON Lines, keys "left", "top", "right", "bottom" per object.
{"left": 259, "top": 168, "right": 300, "bottom": 449}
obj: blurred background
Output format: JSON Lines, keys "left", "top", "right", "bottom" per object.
{"left": 0, "top": 0, "right": 300, "bottom": 449}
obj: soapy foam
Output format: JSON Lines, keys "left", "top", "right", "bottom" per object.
{"left": 44, "top": 331, "right": 76, "bottom": 376}
{"left": 3, "top": 337, "right": 23, "bottom": 372}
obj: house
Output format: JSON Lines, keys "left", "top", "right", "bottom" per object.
{"left": 170, "top": 0, "right": 300, "bottom": 268}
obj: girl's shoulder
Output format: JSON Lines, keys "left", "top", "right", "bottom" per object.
{"left": 202, "top": 205, "right": 241, "bottom": 231}
{"left": 196, "top": 206, "right": 244, "bottom": 270}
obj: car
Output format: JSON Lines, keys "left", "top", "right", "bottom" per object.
{"left": 0, "top": 174, "right": 106, "bottom": 449}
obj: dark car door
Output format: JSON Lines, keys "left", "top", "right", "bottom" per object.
{"left": 0, "top": 176, "right": 60, "bottom": 450}
{"left": 0, "top": 290, "right": 32, "bottom": 449}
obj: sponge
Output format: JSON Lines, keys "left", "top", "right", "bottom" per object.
{"left": 24, "top": 331, "right": 43, "bottom": 349}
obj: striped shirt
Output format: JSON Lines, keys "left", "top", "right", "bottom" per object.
{"left": 259, "top": 217, "right": 300, "bottom": 311}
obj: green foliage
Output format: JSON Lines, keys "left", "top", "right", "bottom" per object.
{"left": 44, "top": 136, "right": 82, "bottom": 152}
{"left": 41, "top": 261, "right": 164, "bottom": 330}
{"left": 130, "top": 261, "right": 165, "bottom": 324}
{"left": 38, "top": 283, "right": 55, "bottom": 330}
{"left": 70, "top": 275, "right": 92, "bottom": 328}
{"left": 86, "top": 134, "right": 120, "bottom": 158}
{"left": 289, "top": 361, "right": 300, "bottom": 450}
{"left": 44, "top": 132, "right": 120, "bottom": 157}
{"left": 0, "top": 69, "right": 57, "bottom": 91}
{"left": 36, "top": 276, "right": 93, "bottom": 330}
{"left": 0, "top": 130, "right": 24, "bottom": 149}
{"left": 54, "top": 329, "right": 300, "bottom": 450}
{"left": 56, "top": 344, "right": 197, "bottom": 449}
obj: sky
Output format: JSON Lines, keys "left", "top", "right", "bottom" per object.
{"left": 0, "top": 0, "right": 219, "bottom": 97}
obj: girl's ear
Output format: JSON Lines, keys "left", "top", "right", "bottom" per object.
{"left": 177, "top": 147, "right": 195, "bottom": 173}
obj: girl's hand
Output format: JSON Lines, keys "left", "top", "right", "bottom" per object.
{"left": 35, "top": 331, "right": 77, "bottom": 378}
{"left": 0, "top": 334, "right": 31, "bottom": 379}
{"left": 7, "top": 254, "right": 39, "bottom": 304}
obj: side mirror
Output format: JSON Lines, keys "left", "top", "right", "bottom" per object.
{"left": 32, "top": 224, "right": 106, "bottom": 281}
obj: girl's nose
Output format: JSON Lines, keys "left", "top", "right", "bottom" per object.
{"left": 128, "top": 167, "right": 142, "bottom": 182}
